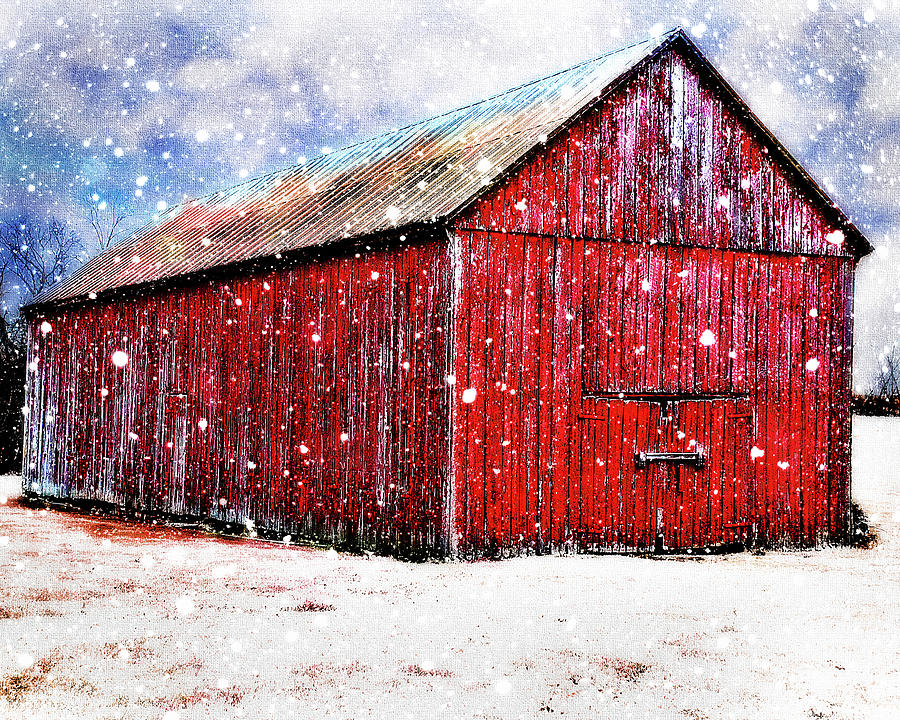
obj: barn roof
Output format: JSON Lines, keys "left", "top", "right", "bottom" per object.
{"left": 30, "top": 29, "right": 870, "bottom": 311}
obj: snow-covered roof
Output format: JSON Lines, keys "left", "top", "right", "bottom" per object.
{"left": 30, "top": 29, "right": 869, "bottom": 310}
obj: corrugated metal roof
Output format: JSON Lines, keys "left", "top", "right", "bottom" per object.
{"left": 31, "top": 29, "right": 869, "bottom": 309}
{"left": 33, "top": 33, "right": 670, "bottom": 307}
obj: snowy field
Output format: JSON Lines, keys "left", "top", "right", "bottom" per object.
{"left": 0, "top": 417, "right": 898, "bottom": 719}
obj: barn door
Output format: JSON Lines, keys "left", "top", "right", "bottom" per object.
{"left": 163, "top": 392, "right": 188, "bottom": 514}
{"left": 578, "top": 396, "right": 752, "bottom": 551}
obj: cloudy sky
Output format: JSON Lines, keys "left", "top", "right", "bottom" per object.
{"left": 1, "top": 0, "right": 898, "bottom": 386}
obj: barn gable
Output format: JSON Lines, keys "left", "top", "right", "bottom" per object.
{"left": 453, "top": 37, "right": 865, "bottom": 259}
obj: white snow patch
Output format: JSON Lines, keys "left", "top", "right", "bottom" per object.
{"left": 175, "top": 595, "right": 195, "bottom": 615}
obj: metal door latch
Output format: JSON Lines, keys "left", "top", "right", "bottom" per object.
{"left": 635, "top": 451, "right": 704, "bottom": 469}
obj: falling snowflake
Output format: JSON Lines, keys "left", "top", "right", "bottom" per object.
{"left": 825, "top": 230, "right": 844, "bottom": 246}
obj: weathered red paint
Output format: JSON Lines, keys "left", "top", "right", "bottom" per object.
{"left": 447, "top": 48, "right": 858, "bottom": 555}
{"left": 24, "top": 40, "right": 863, "bottom": 558}
{"left": 25, "top": 240, "right": 455, "bottom": 556}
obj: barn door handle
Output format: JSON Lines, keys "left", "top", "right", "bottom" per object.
{"left": 635, "top": 451, "right": 704, "bottom": 469}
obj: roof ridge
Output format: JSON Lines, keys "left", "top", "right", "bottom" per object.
{"left": 318, "top": 31, "right": 674, "bottom": 156}
{"left": 150, "top": 31, "right": 676, "bottom": 223}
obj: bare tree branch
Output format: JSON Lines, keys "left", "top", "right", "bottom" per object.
{"left": 870, "top": 345, "right": 900, "bottom": 398}
{"left": 86, "top": 192, "right": 133, "bottom": 256}
{"left": 0, "top": 218, "right": 79, "bottom": 302}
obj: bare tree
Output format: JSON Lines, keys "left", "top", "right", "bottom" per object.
{"left": 86, "top": 191, "right": 132, "bottom": 256}
{"left": 870, "top": 344, "right": 900, "bottom": 398}
{"left": 1, "top": 218, "right": 79, "bottom": 304}
{"left": 0, "top": 217, "right": 80, "bottom": 471}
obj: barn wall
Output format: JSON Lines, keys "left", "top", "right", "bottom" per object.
{"left": 448, "top": 230, "right": 853, "bottom": 555}
{"left": 455, "top": 48, "right": 856, "bottom": 259}
{"left": 24, "top": 235, "right": 454, "bottom": 556}
{"left": 448, "top": 44, "right": 857, "bottom": 555}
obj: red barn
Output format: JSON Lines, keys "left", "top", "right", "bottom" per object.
{"left": 23, "top": 30, "right": 871, "bottom": 558}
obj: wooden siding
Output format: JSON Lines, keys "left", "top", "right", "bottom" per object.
{"left": 24, "top": 236, "right": 454, "bottom": 557}
{"left": 455, "top": 49, "right": 854, "bottom": 259}
{"left": 23, "top": 43, "right": 860, "bottom": 560}
{"left": 449, "top": 230, "right": 854, "bottom": 555}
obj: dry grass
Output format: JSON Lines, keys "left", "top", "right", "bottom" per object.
{"left": 287, "top": 599, "right": 336, "bottom": 612}
{"left": 404, "top": 664, "right": 454, "bottom": 678}
{"left": 592, "top": 656, "right": 651, "bottom": 683}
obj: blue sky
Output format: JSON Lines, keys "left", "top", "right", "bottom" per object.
{"left": 1, "top": 0, "right": 898, "bottom": 386}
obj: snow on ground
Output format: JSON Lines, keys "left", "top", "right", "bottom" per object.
{"left": 0, "top": 417, "right": 899, "bottom": 719}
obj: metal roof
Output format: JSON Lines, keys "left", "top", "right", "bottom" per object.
{"left": 31, "top": 29, "right": 870, "bottom": 309}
